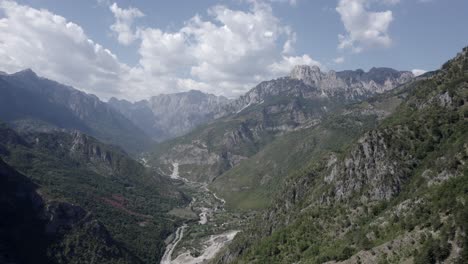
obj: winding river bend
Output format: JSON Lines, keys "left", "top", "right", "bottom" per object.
{"left": 160, "top": 163, "right": 239, "bottom": 264}
{"left": 160, "top": 224, "right": 187, "bottom": 264}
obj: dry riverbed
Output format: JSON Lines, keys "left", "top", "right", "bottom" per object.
{"left": 160, "top": 163, "right": 250, "bottom": 264}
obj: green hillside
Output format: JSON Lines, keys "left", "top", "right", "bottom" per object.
{"left": 209, "top": 88, "right": 407, "bottom": 211}
{"left": 0, "top": 124, "right": 188, "bottom": 263}
{"left": 213, "top": 47, "right": 468, "bottom": 263}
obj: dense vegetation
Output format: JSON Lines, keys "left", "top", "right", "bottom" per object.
{"left": 210, "top": 105, "right": 382, "bottom": 210}
{"left": 0, "top": 125, "right": 188, "bottom": 263}
{"left": 213, "top": 47, "right": 468, "bottom": 263}
{"left": 147, "top": 67, "right": 412, "bottom": 212}
{"left": 209, "top": 84, "right": 411, "bottom": 211}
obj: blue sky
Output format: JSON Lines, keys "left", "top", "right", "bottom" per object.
{"left": 0, "top": 0, "right": 467, "bottom": 101}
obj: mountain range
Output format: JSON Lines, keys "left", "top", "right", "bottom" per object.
{"left": 219, "top": 66, "right": 413, "bottom": 115}
{"left": 1, "top": 46, "right": 467, "bottom": 264}
{"left": 108, "top": 90, "right": 229, "bottom": 142}
{"left": 212, "top": 46, "right": 468, "bottom": 264}
{"left": 0, "top": 69, "right": 151, "bottom": 154}
{"left": 144, "top": 66, "right": 414, "bottom": 192}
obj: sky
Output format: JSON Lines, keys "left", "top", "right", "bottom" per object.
{"left": 0, "top": 0, "right": 467, "bottom": 101}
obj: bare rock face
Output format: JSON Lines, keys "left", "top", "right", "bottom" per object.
{"left": 217, "top": 66, "right": 413, "bottom": 117}
{"left": 290, "top": 65, "right": 325, "bottom": 87}
{"left": 147, "top": 90, "right": 229, "bottom": 137}
{"left": 109, "top": 90, "right": 230, "bottom": 142}
{"left": 160, "top": 143, "right": 219, "bottom": 166}
{"left": 217, "top": 78, "right": 321, "bottom": 117}
{"left": 26, "top": 130, "right": 141, "bottom": 178}
{"left": 158, "top": 140, "right": 247, "bottom": 182}
{"left": 328, "top": 130, "right": 411, "bottom": 202}
{"left": 289, "top": 65, "right": 414, "bottom": 99}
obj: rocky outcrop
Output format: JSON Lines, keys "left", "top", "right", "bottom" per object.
{"left": 70, "top": 131, "right": 113, "bottom": 163}
{"left": 160, "top": 142, "right": 219, "bottom": 166}
{"left": 158, "top": 140, "right": 247, "bottom": 182}
{"left": 290, "top": 65, "right": 413, "bottom": 99}
{"left": 222, "top": 123, "right": 255, "bottom": 148}
{"left": 218, "top": 78, "right": 321, "bottom": 116}
{"left": 24, "top": 130, "right": 139, "bottom": 177}
{"left": 220, "top": 66, "right": 413, "bottom": 115}
{"left": 326, "top": 130, "right": 411, "bottom": 202}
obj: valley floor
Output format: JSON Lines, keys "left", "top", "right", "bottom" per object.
{"left": 160, "top": 163, "right": 249, "bottom": 264}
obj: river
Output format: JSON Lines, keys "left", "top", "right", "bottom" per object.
{"left": 160, "top": 163, "right": 239, "bottom": 264}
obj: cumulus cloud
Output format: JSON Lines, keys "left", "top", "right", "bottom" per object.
{"left": 411, "top": 69, "right": 427, "bottom": 76}
{"left": 269, "top": 55, "right": 321, "bottom": 75}
{"left": 0, "top": 0, "right": 129, "bottom": 99}
{"left": 336, "top": 0, "right": 394, "bottom": 53}
{"left": 109, "top": 2, "right": 144, "bottom": 45}
{"left": 126, "top": 1, "right": 320, "bottom": 98}
{"left": 267, "top": 0, "right": 299, "bottom": 6}
{"left": 333, "top": 56, "right": 345, "bottom": 64}
{"left": 382, "top": 0, "right": 400, "bottom": 5}
{"left": 0, "top": 1, "right": 319, "bottom": 100}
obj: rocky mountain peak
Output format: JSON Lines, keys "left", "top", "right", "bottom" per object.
{"left": 12, "top": 68, "right": 38, "bottom": 79}
{"left": 109, "top": 90, "right": 231, "bottom": 141}
{"left": 442, "top": 45, "right": 468, "bottom": 73}
{"left": 290, "top": 64, "right": 321, "bottom": 75}
{"left": 288, "top": 65, "right": 414, "bottom": 98}
{"left": 290, "top": 65, "right": 323, "bottom": 86}
{"left": 217, "top": 65, "right": 415, "bottom": 119}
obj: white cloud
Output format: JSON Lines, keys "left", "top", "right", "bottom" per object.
{"left": 109, "top": 2, "right": 144, "bottom": 45}
{"left": 336, "top": 0, "right": 394, "bottom": 53}
{"left": 133, "top": 2, "right": 317, "bottom": 98}
{"left": 138, "top": 28, "right": 191, "bottom": 75}
{"left": 269, "top": 55, "right": 321, "bottom": 75}
{"left": 0, "top": 1, "right": 318, "bottom": 101}
{"left": 282, "top": 31, "right": 296, "bottom": 54}
{"left": 0, "top": 0, "right": 129, "bottom": 99}
{"left": 333, "top": 56, "right": 345, "bottom": 64}
{"left": 411, "top": 69, "right": 427, "bottom": 76}
{"left": 267, "top": 0, "right": 299, "bottom": 6}
{"left": 382, "top": 0, "right": 400, "bottom": 5}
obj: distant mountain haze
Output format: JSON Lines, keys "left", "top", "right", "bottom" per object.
{"left": 0, "top": 69, "right": 152, "bottom": 154}
{"left": 108, "top": 90, "right": 230, "bottom": 142}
